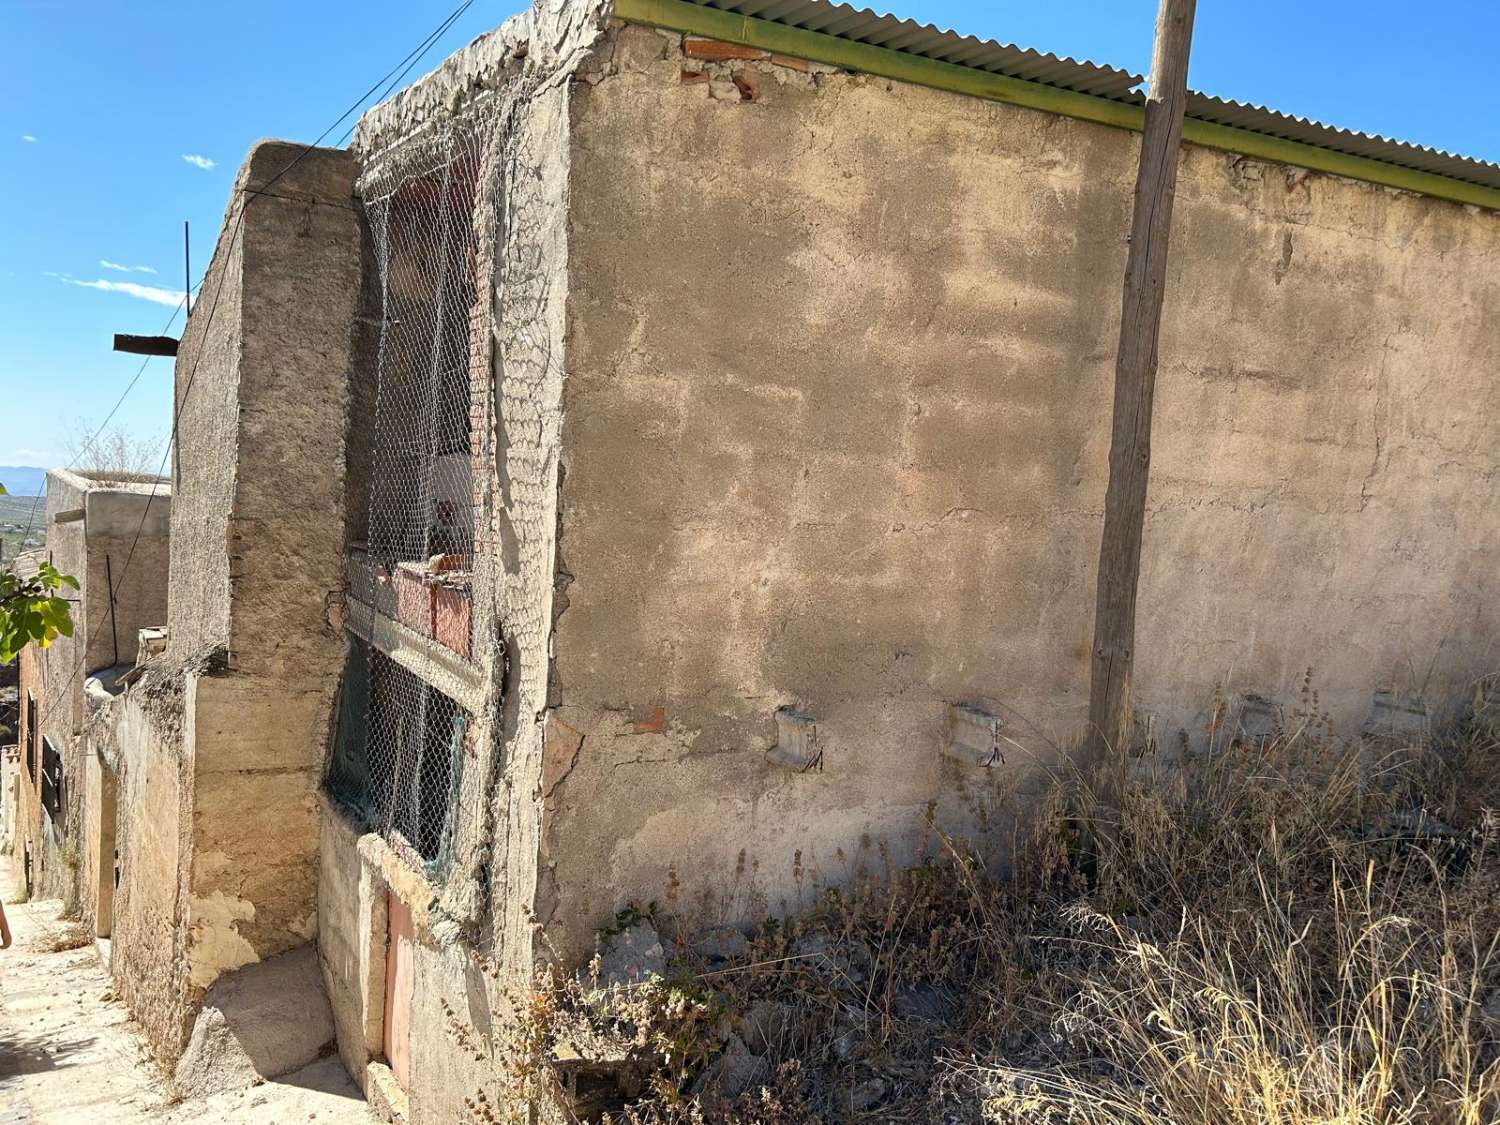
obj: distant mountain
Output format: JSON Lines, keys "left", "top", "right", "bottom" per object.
{"left": 0, "top": 467, "right": 47, "bottom": 497}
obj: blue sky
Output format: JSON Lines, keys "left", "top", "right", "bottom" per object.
{"left": 3, "top": 0, "right": 1497, "bottom": 478}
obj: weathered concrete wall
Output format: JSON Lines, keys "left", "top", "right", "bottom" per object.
{"left": 41, "top": 472, "right": 87, "bottom": 756}
{"left": 79, "top": 735, "right": 105, "bottom": 938}
{"left": 187, "top": 672, "right": 323, "bottom": 987}
{"left": 169, "top": 195, "right": 242, "bottom": 662}
{"left": 173, "top": 141, "right": 364, "bottom": 999}
{"left": 340, "top": 5, "right": 603, "bottom": 1116}
{"left": 478, "top": 76, "right": 575, "bottom": 984}
{"left": 108, "top": 686, "right": 192, "bottom": 1064}
{"left": 317, "top": 809, "right": 387, "bottom": 1091}
{"left": 538, "top": 26, "right": 1500, "bottom": 958}
{"left": 78, "top": 484, "right": 171, "bottom": 674}
{"left": 27, "top": 471, "right": 170, "bottom": 907}
{"left": 226, "top": 144, "right": 361, "bottom": 680}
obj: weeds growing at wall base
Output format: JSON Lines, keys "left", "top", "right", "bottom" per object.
{"left": 459, "top": 681, "right": 1500, "bottom": 1123}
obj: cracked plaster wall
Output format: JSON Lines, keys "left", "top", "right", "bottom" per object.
{"left": 539, "top": 23, "right": 1500, "bottom": 960}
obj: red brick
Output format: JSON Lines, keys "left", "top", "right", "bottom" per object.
{"left": 683, "top": 37, "right": 768, "bottom": 62}
{"left": 731, "top": 71, "right": 761, "bottom": 103}
{"left": 771, "top": 54, "right": 811, "bottom": 72}
{"left": 633, "top": 706, "right": 667, "bottom": 734}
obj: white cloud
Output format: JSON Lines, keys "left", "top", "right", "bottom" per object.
{"left": 53, "top": 275, "right": 186, "bottom": 308}
{"left": 181, "top": 153, "right": 215, "bottom": 170}
{"left": 100, "top": 259, "right": 158, "bottom": 274}
{"left": 22, "top": 135, "right": 37, "bottom": 143}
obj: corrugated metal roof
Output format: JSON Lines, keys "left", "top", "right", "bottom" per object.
{"left": 678, "top": 0, "right": 1500, "bottom": 192}
{"left": 1182, "top": 92, "right": 1500, "bottom": 190}
{"left": 685, "top": 0, "right": 1142, "bottom": 98}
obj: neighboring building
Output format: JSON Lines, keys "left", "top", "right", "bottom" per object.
{"left": 30, "top": 0, "right": 1500, "bottom": 1120}
{"left": 14, "top": 473, "right": 169, "bottom": 910}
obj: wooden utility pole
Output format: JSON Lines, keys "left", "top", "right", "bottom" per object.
{"left": 1082, "top": 0, "right": 1197, "bottom": 803}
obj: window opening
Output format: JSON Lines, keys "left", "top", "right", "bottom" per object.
{"left": 40, "top": 735, "right": 63, "bottom": 820}
{"left": 328, "top": 639, "right": 466, "bottom": 875}
{"left": 23, "top": 692, "right": 35, "bottom": 784}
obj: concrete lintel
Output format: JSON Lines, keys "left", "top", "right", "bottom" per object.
{"left": 344, "top": 596, "right": 486, "bottom": 713}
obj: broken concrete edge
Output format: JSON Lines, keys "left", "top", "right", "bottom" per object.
{"left": 366, "top": 1060, "right": 412, "bottom": 1124}
{"left": 317, "top": 790, "right": 440, "bottom": 939}
{"left": 611, "top": 0, "right": 1500, "bottom": 213}
{"left": 173, "top": 944, "right": 337, "bottom": 1099}
{"left": 352, "top": 0, "right": 613, "bottom": 158}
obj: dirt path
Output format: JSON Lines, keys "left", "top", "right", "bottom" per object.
{"left": 0, "top": 861, "right": 376, "bottom": 1124}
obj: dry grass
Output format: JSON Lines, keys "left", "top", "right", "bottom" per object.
{"left": 485, "top": 689, "right": 1500, "bottom": 1124}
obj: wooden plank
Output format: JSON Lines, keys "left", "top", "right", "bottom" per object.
{"left": 1081, "top": 0, "right": 1196, "bottom": 804}
{"left": 111, "top": 334, "right": 179, "bottom": 357}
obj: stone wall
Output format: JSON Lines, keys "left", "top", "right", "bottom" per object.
{"left": 535, "top": 25, "right": 1500, "bottom": 959}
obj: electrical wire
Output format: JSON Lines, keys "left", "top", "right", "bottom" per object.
{"left": 13, "top": 294, "right": 188, "bottom": 548}
{"left": 23, "top": 0, "right": 480, "bottom": 739}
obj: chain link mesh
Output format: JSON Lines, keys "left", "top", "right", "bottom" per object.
{"left": 329, "top": 119, "right": 493, "bottom": 877}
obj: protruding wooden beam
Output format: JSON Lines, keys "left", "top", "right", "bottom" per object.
{"left": 112, "top": 334, "right": 178, "bottom": 357}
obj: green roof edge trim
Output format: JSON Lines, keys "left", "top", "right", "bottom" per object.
{"left": 613, "top": 0, "right": 1500, "bottom": 213}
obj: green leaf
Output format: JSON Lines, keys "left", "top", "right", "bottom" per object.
{"left": 0, "top": 481, "right": 7, "bottom": 495}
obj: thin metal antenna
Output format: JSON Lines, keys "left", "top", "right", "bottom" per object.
{"left": 183, "top": 220, "right": 191, "bottom": 316}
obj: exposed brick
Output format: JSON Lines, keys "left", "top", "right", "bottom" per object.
{"left": 633, "top": 706, "right": 666, "bottom": 734}
{"left": 683, "top": 37, "right": 769, "bottom": 62}
{"left": 770, "top": 54, "right": 811, "bottom": 72}
{"left": 731, "top": 71, "right": 761, "bottom": 103}
{"left": 680, "top": 69, "right": 709, "bottom": 85}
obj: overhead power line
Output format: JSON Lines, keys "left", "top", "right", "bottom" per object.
{"left": 26, "top": 0, "right": 480, "bottom": 735}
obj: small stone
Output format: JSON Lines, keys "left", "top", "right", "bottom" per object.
{"left": 847, "top": 1077, "right": 888, "bottom": 1112}
{"left": 891, "top": 983, "right": 957, "bottom": 1023}
{"left": 691, "top": 926, "right": 748, "bottom": 963}
{"left": 693, "top": 1034, "right": 770, "bottom": 1099}
{"left": 791, "top": 931, "right": 864, "bottom": 987}
{"left": 734, "top": 1000, "right": 794, "bottom": 1053}
{"left": 832, "top": 1025, "right": 864, "bottom": 1061}
{"left": 596, "top": 920, "right": 665, "bottom": 987}
{"left": 708, "top": 80, "right": 741, "bottom": 102}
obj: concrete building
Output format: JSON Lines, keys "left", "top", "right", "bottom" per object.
{"left": 14, "top": 472, "right": 169, "bottom": 911}
{"left": 315, "top": 2, "right": 1500, "bottom": 1118}
{"left": 32, "top": 0, "right": 1500, "bottom": 1120}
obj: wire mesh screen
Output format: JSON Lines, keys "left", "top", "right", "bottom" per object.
{"left": 330, "top": 640, "right": 467, "bottom": 870}
{"left": 332, "top": 120, "right": 493, "bottom": 878}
